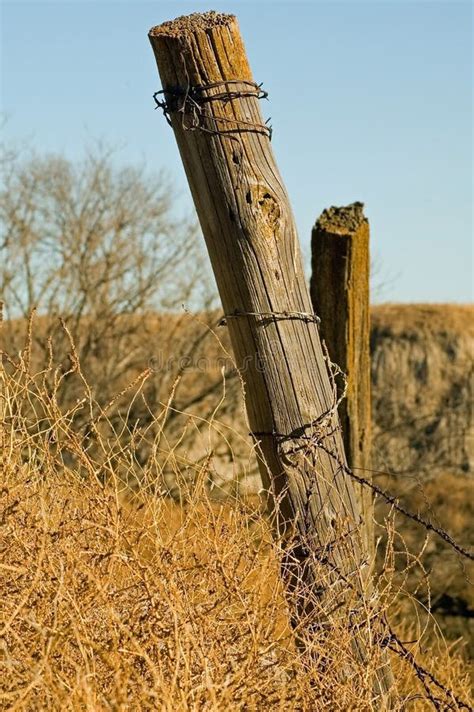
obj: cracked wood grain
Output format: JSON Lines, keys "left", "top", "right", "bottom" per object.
{"left": 149, "top": 12, "right": 393, "bottom": 701}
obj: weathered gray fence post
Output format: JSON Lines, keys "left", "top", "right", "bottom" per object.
{"left": 149, "top": 12, "right": 392, "bottom": 699}
{"left": 310, "top": 203, "right": 374, "bottom": 555}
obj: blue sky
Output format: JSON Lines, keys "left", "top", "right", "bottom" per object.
{"left": 2, "top": 0, "right": 472, "bottom": 302}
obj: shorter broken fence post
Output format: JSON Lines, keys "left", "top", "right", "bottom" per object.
{"left": 310, "top": 202, "right": 374, "bottom": 555}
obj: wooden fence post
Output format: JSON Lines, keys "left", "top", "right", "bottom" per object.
{"left": 310, "top": 203, "right": 374, "bottom": 556}
{"left": 149, "top": 12, "right": 392, "bottom": 698}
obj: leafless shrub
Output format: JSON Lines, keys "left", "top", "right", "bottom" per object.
{"left": 0, "top": 147, "right": 246, "bottom": 461}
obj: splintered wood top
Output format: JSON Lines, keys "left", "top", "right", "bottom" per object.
{"left": 315, "top": 202, "right": 368, "bottom": 235}
{"left": 149, "top": 12, "right": 236, "bottom": 38}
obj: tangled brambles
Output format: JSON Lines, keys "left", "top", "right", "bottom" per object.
{"left": 0, "top": 328, "right": 471, "bottom": 710}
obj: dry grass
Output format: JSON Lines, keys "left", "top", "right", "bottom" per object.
{"left": 371, "top": 303, "right": 474, "bottom": 339}
{"left": 1, "top": 331, "right": 472, "bottom": 710}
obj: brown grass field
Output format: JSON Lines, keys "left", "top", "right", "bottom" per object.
{"left": 1, "top": 326, "right": 473, "bottom": 711}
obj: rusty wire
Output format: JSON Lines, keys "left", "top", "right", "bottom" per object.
{"left": 154, "top": 79, "right": 272, "bottom": 140}
{"left": 226, "top": 315, "right": 474, "bottom": 563}
{"left": 383, "top": 627, "right": 473, "bottom": 711}
{"left": 301, "top": 530, "right": 473, "bottom": 711}
{"left": 247, "top": 325, "right": 473, "bottom": 708}
{"left": 219, "top": 309, "right": 321, "bottom": 327}
{"left": 317, "top": 443, "right": 474, "bottom": 563}
{"left": 291, "top": 520, "right": 473, "bottom": 710}
{"left": 251, "top": 416, "right": 474, "bottom": 563}
{"left": 213, "top": 306, "right": 474, "bottom": 562}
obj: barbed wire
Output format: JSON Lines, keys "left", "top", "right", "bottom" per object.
{"left": 296, "top": 528, "right": 473, "bottom": 710}
{"left": 213, "top": 306, "right": 473, "bottom": 562}
{"left": 302, "top": 535, "right": 473, "bottom": 710}
{"left": 317, "top": 443, "right": 474, "bottom": 563}
{"left": 383, "top": 627, "right": 473, "bottom": 711}
{"left": 219, "top": 309, "right": 321, "bottom": 327}
{"left": 251, "top": 420, "right": 473, "bottom": 563}
{"left": 154, "top": 79, "right": 272, "bottom": 140}
{"left": 217, "top": 308, "right": 473, "bottom": 707}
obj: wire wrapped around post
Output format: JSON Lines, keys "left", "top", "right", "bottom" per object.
{"left": 154, "top": 79, "right": 272, "bottom": 139}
